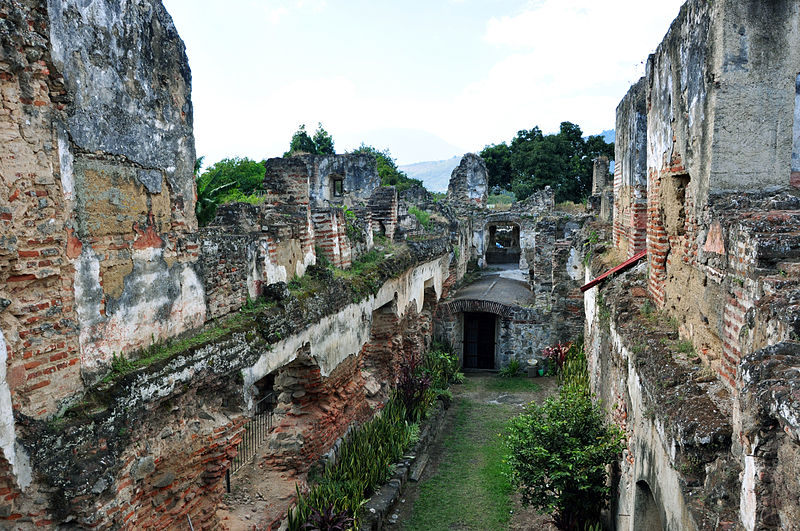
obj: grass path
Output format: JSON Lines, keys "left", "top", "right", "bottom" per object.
{"left": 399, "top": 374, "right": 557, "bottom": 531}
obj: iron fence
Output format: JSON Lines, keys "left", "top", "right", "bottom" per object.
{"left": 230, "top": 393, "right": 275, "bottom": 475}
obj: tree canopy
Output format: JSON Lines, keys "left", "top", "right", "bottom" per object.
{"left": 480, "top": 122, "right": 614, "bottom": 203}
{"left": 285, "top": 122, "right": 336, "bottom": 156}
{"left": 351, "top": 144, "right": 423, "bottom": 192}
{"left": 195, "top": 157, "right": 266, "bottom": 225}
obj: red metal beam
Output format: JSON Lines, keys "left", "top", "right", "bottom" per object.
{"left": 580, "top": 250, "right": 647, "bottom": 292}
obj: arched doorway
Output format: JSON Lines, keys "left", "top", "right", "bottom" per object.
{"left": 633, "top": 480, "right": 665, "bottom": 531}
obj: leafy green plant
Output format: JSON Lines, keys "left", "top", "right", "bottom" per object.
{"left": 559, "top": 341, "right": 590, "bottom": 397}
{"left": 408, "top": 206, "right": 431, "bottom": 230}
{"left": 499, "top": 359, "right": 521, "bottom": 378}
{"left": 506, "top": 390, "right": 625, "bottom": 530}
{"left": 640, "top": 299, "right": 654, "bottom": 319}
{"left": 675, "top": 340, "right": 694, "bottom": 355}
{"left": 422, "top": 346, "right": 460, "bottom": 390}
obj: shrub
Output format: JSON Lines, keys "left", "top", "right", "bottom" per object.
{"left": 422, "top": 347, "right": 460, "bottom": 390}
{"left": 506, "top": 391, "right": 624, "bottom": 530}
{"left": 559, "top": 341, "right": 590, "bottom": 397}
{"left": 499, "top": 359, "right": 521, "bottom": 378}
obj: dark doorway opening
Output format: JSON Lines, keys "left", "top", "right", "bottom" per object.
{"left": 463, "top": 312, "right": 496, "bottom": 369}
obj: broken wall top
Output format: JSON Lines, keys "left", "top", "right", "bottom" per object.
{"left": 446, "top": 153, "right": 488, "bottom": 208}
{"left": 642, "top": 0, "right": 800, "bottom": 207}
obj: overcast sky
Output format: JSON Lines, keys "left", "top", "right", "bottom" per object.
{"left": 162, "top": 0, "right": 686, "bottom": 166}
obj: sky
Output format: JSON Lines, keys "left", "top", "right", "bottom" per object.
{"left": 162, "top": 0, "right": 687, "bottom": 167}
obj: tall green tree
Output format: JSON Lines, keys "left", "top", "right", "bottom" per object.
{"left": 351, "top": 144, "right": 423, "bottom": 192}
{"left": 285, "top": 123, "right": 336, "bottom": 156}
{"left": 194, "top": 157, "right": 266, "bottom": 225}
{"left": 285, "top": 124, "right": 317, "bottom": 156}
{"left": 480, "top": 142, "right": 513, "bottom": 189}
{"left": 312, "top": 122, "right": 335, "bottom": 155}
{"left": 481, "top": 122, "right": 614, "bottom": 203}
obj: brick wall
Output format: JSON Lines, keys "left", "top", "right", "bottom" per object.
{"left": 312, "top": 208, "right": 352, "bottom": 269}
{"left": 368, "top": 187, "right": 398, "bottom": 242}
{"left": 0, "top": 2, "right": 81, "bottom": 417}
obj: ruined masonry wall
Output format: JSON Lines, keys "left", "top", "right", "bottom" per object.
{"left": 600, "top": 1, "right": 800, "bottom": 528}
{"left": 1, "top": 0, "right": 201, "bottom": 420}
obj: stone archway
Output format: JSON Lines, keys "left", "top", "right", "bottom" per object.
{"left": 633, "top": 480, "right": 665, "bottom": 531}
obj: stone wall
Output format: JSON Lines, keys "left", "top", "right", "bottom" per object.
{"left": 446, "top": 153, "right": 488, "bottom": 208}
{"left": 1, "top": 0, "right": 201, "bottom": 417}
{"left": 590, "top": 1, "right": 800, "bottom": 528}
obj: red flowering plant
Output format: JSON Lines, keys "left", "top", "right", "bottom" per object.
{"left": 541, "top": 342, "right": 572, "bottom": 375}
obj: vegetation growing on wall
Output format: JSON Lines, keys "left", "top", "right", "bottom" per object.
{"left": 480, "top": 122, "right": 614, "bottom": 203}
{"left": 351, "top": 144, "right": 424, "bottom": 192}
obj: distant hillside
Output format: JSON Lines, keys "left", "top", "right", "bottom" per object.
{"left": 599, "top": 129, "right": 615, "bottom": 144}
{"left": 399, "top": 156, "right": 461, "bottom": 192}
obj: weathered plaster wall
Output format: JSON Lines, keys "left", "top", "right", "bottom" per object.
{"left": 584, "top": 267, "right": 738, "bottom": 531}
{"left": 309, "top": 154, "right": 380, "bottom": 206}
{"left": 1, "top": 0, "right": 202, "bottom": 416}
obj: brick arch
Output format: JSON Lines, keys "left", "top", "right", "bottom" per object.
{"left": 439, "top": 299, "right": 516, "bottom": 319}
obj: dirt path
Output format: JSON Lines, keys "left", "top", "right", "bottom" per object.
{"left": 391, "top": 373, "right": 559, "bottom": 531}
{"left": 216, "top": 443, "right": 300, "bottom": 530}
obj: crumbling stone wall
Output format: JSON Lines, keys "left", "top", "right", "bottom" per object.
{"left": 446, "top": 153, "right": 488, "bottom": 207}
{"left": 0, "top": 2, "right": 469, "bottom": 528}
{"left": 307, "top": 154, "right": 380, "bottom": 206}
{"left": 1, "top": 0, "right": 201, "bottom": 414}
{"left": 613, "top": 78, "right": 648, "bottom": 258}
{"left": 590, "top": 1, "right": 800, "bottom": 529}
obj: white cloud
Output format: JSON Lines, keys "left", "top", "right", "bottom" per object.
{"left": 424, "top": 0, "right": 687, "bottom": 149}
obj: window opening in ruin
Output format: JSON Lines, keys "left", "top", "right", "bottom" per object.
{"left": 663, "top": 173, "right": 690, "bottom": 236}
{"left": 229, "top": 373, "right": 277, "bottom": 479}
{"left": 486, "top": 223, "right": 521, "bottom": 264}
{"left": 463, "top": 312, "right": 496, "bottom": 369}
{"left": 332, "top": 177, "right": 344, "bottom": 197}
{"left": 633, "top": 480, "right": 665, "bottom": 531}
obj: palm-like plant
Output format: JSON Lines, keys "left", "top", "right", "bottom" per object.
{"left": 194, "top": 156, "right": 235, "bottom": 226}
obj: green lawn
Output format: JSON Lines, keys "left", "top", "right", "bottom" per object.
{"left": 403, "top": 398, "right": 514, "bottom": 531}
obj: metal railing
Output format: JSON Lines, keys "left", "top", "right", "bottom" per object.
{"left": 230, "top": 393, "right": 276, "bottom": 475}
